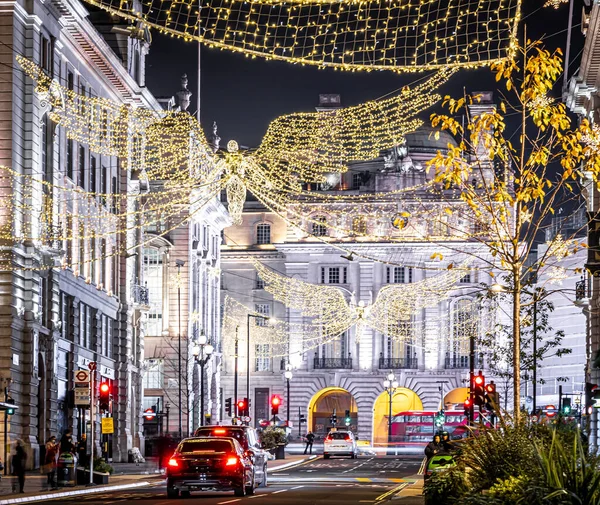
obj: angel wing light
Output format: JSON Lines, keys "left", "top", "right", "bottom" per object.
{"left": 253, "top": 260, "right": 472, "bottom": 342}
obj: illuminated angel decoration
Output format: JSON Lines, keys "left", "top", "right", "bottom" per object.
{"left": 253, "top": 260, "right": 471, "bottom": 342}
{"left": 17, "top": 56, "right": 454, "bottom": 227}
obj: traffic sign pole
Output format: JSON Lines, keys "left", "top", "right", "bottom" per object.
{"left": 89, "top": 365, "right": 95, "bottom": 486}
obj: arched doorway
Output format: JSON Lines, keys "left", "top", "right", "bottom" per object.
{"left": 372, "top": 388, "right": 422, "bottom": 446}
{"left": 444, "top": 387, "right": 468, "bottom": 411}
{"left": 308, "top": 388, "right": 357, "bottom": 436}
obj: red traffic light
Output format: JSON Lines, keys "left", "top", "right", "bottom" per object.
{"left": 464, "top": 398, "right": 472, "bottom": 407}
{"left": 485, "top": 383, "right": 496, "bottom": 393}
{"left": 270, "top": 395, "right": 281, "bottom": 406}
{"left": 474, "top": 375, "right": 484, "bottom": 386}
{"left": 100, "top": 383, "right": 110, "bottom": 394}
{"left": 237, "top": 400, "right": 246, "bottom": 410}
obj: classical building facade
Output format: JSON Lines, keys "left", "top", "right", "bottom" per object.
{"left": 220, "top": 95, "right": 499, "bottom": 444}
{"left": 0, "top": 0, "right": 159, "bottom": 463}
{"left": 565, "top": 0, "right": 600, "bottom": 449}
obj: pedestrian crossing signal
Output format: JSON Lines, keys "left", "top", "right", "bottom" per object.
{"left": 344, "top": 410, "right": 351, "bottom": 426}
{"left": 225, "top": 397, "right": 232, "bottom": 417}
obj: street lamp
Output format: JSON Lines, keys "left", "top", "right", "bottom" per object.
{"left": 246, "top": 313, "right": 271, "bottom": 424}
{"left": 383, "top": 371, "right": 398, "bottom": 452}
{"left": 192, "top": 330, "right": 214, "bottom": 428}
{"left": 284, "top": 364, "right": 293, "bottom": 424}
{"left": 175, "top": 259, "right": 185, "bottom": 440}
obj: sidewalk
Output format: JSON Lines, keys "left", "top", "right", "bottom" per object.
{"left": 391, "top": 475, "right": 424, "bottom": 504}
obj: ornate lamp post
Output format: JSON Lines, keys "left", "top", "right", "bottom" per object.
{"left": 284, "top": 364, "right": 293, "bottom": 424}
{"left": 192, "top": 330, "right": 214, "bottom": 428}
{"left": 383, "top": 371, "right": 398, "bottom": 451}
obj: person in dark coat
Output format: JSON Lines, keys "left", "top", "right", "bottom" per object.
{"left": 77, "top": 434, "right": 88, "bottom": 468}
{"left": 424, "top": 434, "right": 443, "bottom": 462}
{"left": 60, "top": 430, "right": 75, "bottom": 455}
{"left": 12, "top": 440, "right": 27, "bottom": 493}
{"left": 303, "top": 432, "right": 315, "bottom": 455}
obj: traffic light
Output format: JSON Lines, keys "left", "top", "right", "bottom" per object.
{"left": 345, "top": 410, "right": 351, "bottom": 426}
{"left": 594, "top": 389, "right": 600, "bottom": 409}
{"left": 99, "top": 382, "right": 110, "bottom": 412}
{"left": 330, "top": 413, "right": 337, "bottom": 425}
{"left": 562, "top": 397, "right": 572, "bottom": 415}
{"left": 225, "top": 397, "right": 232, "bottom": 417}
{"left": 473, "top": 372, "right": 485, "bottom": 406}
{"left": 5, "top": 396, "right": 15, "bottom": 416}
{"left": 270, "top": 395, "right": 281, "bottom": 415}
{"left": 435, "top": 410, "right": 445, "bottom": 428}
{"left": 299, "top": 413, "right": 306, "bottom": 423}
{"left": 485, "top": 381, "right": 498, "bottom": 410}
{"left": 237, "top": 399, "right": 247, "bottom": 417}
{"left": 464, "top": 398, "right": 472, "bottom": 417}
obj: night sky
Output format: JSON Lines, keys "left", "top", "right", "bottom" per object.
{"left": 145, "top": 1, "right": 585, "bottom": 148}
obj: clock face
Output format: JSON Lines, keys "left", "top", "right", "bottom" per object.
{"left": 391, "top": 213, "right": 409, "bottom": 230}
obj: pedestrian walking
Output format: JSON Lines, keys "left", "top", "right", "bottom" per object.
{"left": 44, "top": 436, "right": 59, "bottom": 489}
{"left": 303, "top": 432, "right": 315, "bottom": 455}
{"left": 77, "top": 434, "right": 88, "bottom": 469}
{"left": 12, "top": 440, "right": 26, "bottom": 493}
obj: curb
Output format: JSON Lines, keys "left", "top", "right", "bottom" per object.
{"left": 0, "top": 480, "right": 151, "bottom": 504}
{"left": 268, "top": 455, "right": 318, "bottom": 472}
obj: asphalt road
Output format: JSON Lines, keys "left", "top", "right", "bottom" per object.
{"left": 31, "top": 455, "right": 424, "bottom": 504}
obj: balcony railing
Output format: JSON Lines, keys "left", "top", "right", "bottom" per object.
{"left": 132, "top": 283, "right": 149, "bottom": 306}
{"left": 379, "top": 357, "right": 418, "bottom": 369}
{"left": 313, "top": 357, "right": 352, "bottom": 369}
{"left": 444, "top": 355, "right": 470, "bottom": 369}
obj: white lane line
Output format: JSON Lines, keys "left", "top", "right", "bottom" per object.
{"left": 290, "top": 486, "right": 304, "bottom": 490}
{"left": 342, "top": 457, "right": 373, "bottom": 474}
{"left": 271, "top": 489, "right": 288, "bottom": 494}
{"left": 217, "top": 499, "right": 242, "bottom": 504}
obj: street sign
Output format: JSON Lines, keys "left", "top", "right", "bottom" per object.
{"left": 88, "top": 362, "right": 97, "bottom": 371}
{"left": 545, "top": 404, "right": 557, "bottom": 418}
{"left": 74, "top": 385, "right": 91, "bottom": 406}
{"left": 144, "top": 408, "right": 156, "bottom": 421}
{"left": 101, "top": 417, "right": 114, "bottom": 434}
{"left": 75, "top": 370, "right": 90, "bottom": 383}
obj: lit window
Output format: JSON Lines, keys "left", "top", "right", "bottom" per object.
{"left": 255, "top": 344, "right": 270, "bottom": 372}
{"left": 143, "top": 359, "right": 164, "bottom": 389}
{"left": 256, "top": 223, "right": 271, "bottom": 245}
{"left": 143, "top": 248, "right": 163, "bottom": 336}
{"left": 312, "top": 216, "right": 327, "bottom": 237}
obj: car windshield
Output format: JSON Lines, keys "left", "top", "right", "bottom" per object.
{"left": 178, "top": 439, "right": 234, "bottom": 454}
{"left": 329, "top": 432, "right": 350, "bottom": 440}
{"left": 195, "top": 428, "right": 248, "bottom": 448}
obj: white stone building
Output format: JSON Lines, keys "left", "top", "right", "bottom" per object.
{"left": 220, "top": 95, "right": 500, "bottom": 445}
{"left": 0, "top": 0, "right": 161, "bottom": 463}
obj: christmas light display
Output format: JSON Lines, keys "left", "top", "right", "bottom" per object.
{"left": 82, "top": 0, "right": 521, "bottom": 73}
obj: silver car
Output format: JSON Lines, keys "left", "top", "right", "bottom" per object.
{"left": 323, "top": 430, "right": 358, "bottom": 459}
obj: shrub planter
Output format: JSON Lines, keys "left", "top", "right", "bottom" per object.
{"left": 77, "top": 468, "right": 110, "bottom": 485}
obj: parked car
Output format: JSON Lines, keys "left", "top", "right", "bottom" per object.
{"left": 194, "top": 425, "right": 269, "bottom": 486}
{"left": 166, "top": 437, "right": 255, "bottom": 498}
{"left": 323, "top": 430, "right": 358, "bottom": 459}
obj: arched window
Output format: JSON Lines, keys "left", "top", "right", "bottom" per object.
{"left": 143, "top": 247, "right": 163, "bottom": 336}
{"left": 256, "top": 223, "right": 271, "bottom": 245}
{"left": 311, "top": 216, "right": 327, "bottom": 237}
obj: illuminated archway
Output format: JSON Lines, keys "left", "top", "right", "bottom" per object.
{"left": 444, "top": 388, "right": 468, "bottom": 410}
{"left": 308, "top": 387, "right": 357, "bottom": 436}
{"left": 372, "top": 388, "right": 423, "bottom": 446}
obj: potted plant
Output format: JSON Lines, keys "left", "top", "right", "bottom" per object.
{"left": 260, "top": 426, "right": 288, "bottom": 460}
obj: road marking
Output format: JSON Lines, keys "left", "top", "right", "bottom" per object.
{"left": 342, "top": 457, "right": 373, "bottom": 474}
{"left": 355, "top": 478, "right": 372, "bottom": 482}
{"left": 358, "top": 501, "right": 375, "bottom": 503}
{"left": 375, "top": 483, "right": 408, "bottom": 502}
{"left": 218, "top": 500, "right": 242, "bottom": 504}
{"left": 271, "top": 489, "right": 288, "bottom": 494}
{"left": 418, "top": 457, "right": 427, "bottom": 475}
{"left": 290, "top": 486, "right": 304, "bottom": 490}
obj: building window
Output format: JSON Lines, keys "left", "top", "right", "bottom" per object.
{"left": 90, "top": 156, "right": 97, "bottom": 193}
{"left": 67, "top": 70, "right": 74, "bottom": 91}
{"left": 320, "top": 266, "right": 347, "bottom": 284}
{"left": 255, "top": 344, "right": 270, "bottom": 372}
{"left": 451, "top": 299, "right": 476, "bottom": 361}
{"left": 254, "top": 304, "right": 270, "bottom": 326}
{"left": 460, "top": 273, "right": 471, "bottom": 284}
{"left": 41, "top": 115, "right": 53, "bottom": 184}
{"left": 66, "top": 140, "right": 73, "bottom": 180}
{"left": 143, "top": 248, "right": 163, "bottom": 336}
{"left": 255, "top": 275, "right": 264, "bottom": 290}
{"left": 78, "top": 145, "right": 86, "bottom": 188}
{"left": 256, "top": 223, "right": 271, "bottom": 245}
{"left": 352, "top": 173, "right": 362, "bottom": 190}
{"left": 100, "top": 166, "right": 107, "bottom": 206}
{"left": 40, "top": 34, "right": 53, "bottom": 75}
{"left": 386, "top": 266, "right": 413, "bottom": 284}
{"left": 143, "top": 359, "right": 164, "bottom": 389}
{"left": 111, "top": 175, "right": 118, "bottom": 213}
{"left": 352, "top": 216, "right": 367, "bottom": 235}
{"left": 311, "top": 216, "right": 327, "bottom": 237}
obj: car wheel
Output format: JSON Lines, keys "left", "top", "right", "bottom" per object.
{"left": 180, "top": 490, "right": 190, "bottom": 498}
{"left": 246, "top": 471, "right": 256, "bottom": 495}
{"left": 234, "top": 484, "right": 246, "bottom": 497}
{"left": 261, "top": 464, "right": 268, "bottom": 487}
{"left": 324, "top": 454, "right": 330, "bottom": 459}
{"left": 350, "top": 453, "right": 355, "bottom": 459}
{"left": 167, "top": 486, "right": 179, "bottom": 498}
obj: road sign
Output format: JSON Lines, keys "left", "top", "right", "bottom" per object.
{"left": 101, "top": 417, "right": 114, "bottom": 434}
{"left": 88, "top": 362, "right": 97, "bottom": 371}
{"left": 74, "top": 386, "right": 91, "bottom": 406}
{"left": 75, "top": 370, "right": 90, "bottom": 383}
{"left": 545, "top": 404, "right": 557, "bottom": 418}
{"left": 144, "top": 408, "right": 156, "bottom": 421}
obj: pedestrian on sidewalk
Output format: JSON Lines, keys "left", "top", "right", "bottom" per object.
{"left": 44, "top": 436, "right": 59, "bottom": 489}
{"left": 77, "top": 434, "right": 88, "bottom": 469}
{"left": 303, "top": 432, "right": 315, "bottom": 455}
{"left": 12, "top": 440, "right": 26, "bottom": 493}
{"left": 60, "top": 430, "right": 75, "bottom": 455}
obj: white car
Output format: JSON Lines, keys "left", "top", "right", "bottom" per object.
{"left": 323, "top": 430, "right": 358, "bottom": 459}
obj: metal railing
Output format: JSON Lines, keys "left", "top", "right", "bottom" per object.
{"left": 379, "top": 357, "right": 418, "bottom": 369}
{"left": 313, "top": 357, "right": 352, "bottom": 369}
{"left": 132, "top": 283, "right": 150, "bottom": 305}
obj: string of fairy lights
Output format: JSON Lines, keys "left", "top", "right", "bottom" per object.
{"left": 82, "top": 0, "right": 521, "bottom": 73}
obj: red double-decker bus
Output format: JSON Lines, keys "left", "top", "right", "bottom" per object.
{"left": 390, "top": 410, "right": 473, "bottom": 444}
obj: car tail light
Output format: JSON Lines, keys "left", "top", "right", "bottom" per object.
{"left": 344, "top": 435, "right": 350, "bottom": 440}
{"left": 325, "top": 435, "right": 332, "bottom": 441}
{"left": 168, "top": 458, "right": 179, "bottom": 468}
{"left": 225, "top": 457, "right": 239, "bottom": 466}
{"left": 214, "top": 428, "right": 227, "bottom": 435}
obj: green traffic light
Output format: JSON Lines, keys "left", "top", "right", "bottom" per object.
{"left": 6, "top": 408, "right": 14, "bottom": 415}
